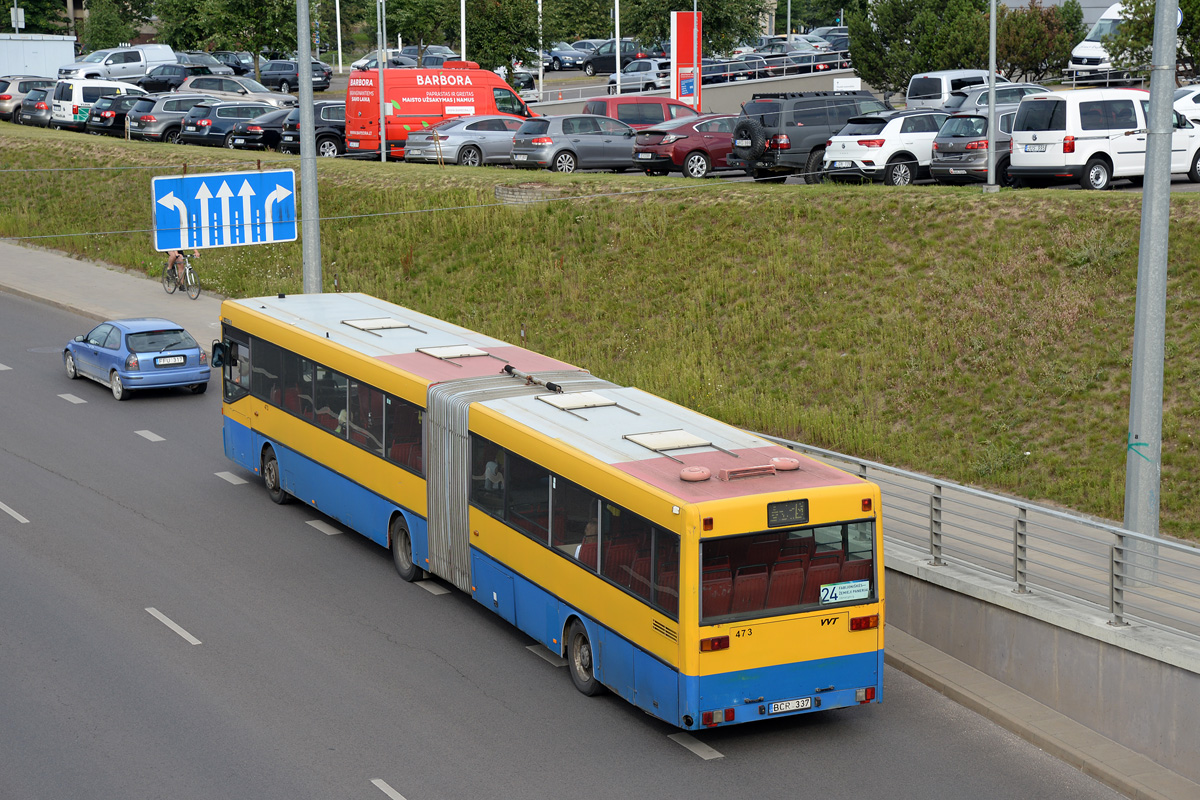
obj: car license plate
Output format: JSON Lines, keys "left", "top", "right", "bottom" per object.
{"left": 833, "top": 161, "right": 851, "bottom": 168}
{"left": 234, "top": 138, "right": 245, "bottom": 144}
{"left": 769, "top": 697, "right": 812, "bottom": 715}
{"left": 637, "top": 152, "right": 653, "bottom": 159}
{"left": 408, "top": 149, "right": 421, "bottom": 156}
{"left": 129, "top": 120, "right": 140, "bottom": 128}
{"left": 1025, "top": 144, "right": 1046, "bottom": 152}
{"left": 185, "top": 125, "right": 196, "bottom": 131}
{"left": 155, "top": 355, "right": 186, "bottom": 366}
{"left": 949, "top": 168, "right": 966, "bottom": 175}
{"left": 734, "top": 138, "right": 751, "bottom": 147}
{"left": 514, "top": 153, "right": 528, "bottom": 161}
{"left": 284, "top": 134, "right": 295, "bottom": 141}
{"left": 348, "top": 140, "right": 359, "bottom": 148}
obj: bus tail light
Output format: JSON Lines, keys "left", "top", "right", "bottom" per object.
{"left": 850, "top": 614, "right": 879, "bottom": 631}
{"left": 1062, "top": 135, "right": 1075, "bottom": 154}
{"left": 700, "top": 636, "right": 729, "bottom": 652}
{"left": 862, "top": 498, "right": 872, "bottom": 512}
{"left": 125, "top": 354, "right": 140, "bottom": 371}
{"left": 701, "top": 707, "right": 736, "bottom": 726}
{"left": 702, "top": 517, "right": 713, "bottom": 531}
{"left": 856, "top": 687, "right": 877, "bottom": 704}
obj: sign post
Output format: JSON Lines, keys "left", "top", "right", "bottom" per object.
{"left": 669, "top": 11, "right": 702, "bottom": 112}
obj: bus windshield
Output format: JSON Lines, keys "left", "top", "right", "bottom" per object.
{"left": 701, "top": 520, "right": 875, "bottom": 623}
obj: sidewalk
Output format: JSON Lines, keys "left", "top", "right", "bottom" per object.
{"left": 1, "top": 241, "right": 1198, "bottom": 800}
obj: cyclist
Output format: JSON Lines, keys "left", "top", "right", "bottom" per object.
{"left": 166, "top": 249, "right": 198, "bottom": 289}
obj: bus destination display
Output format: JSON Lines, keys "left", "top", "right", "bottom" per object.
{"left": 767, "top": 499, "right": 809, "bottom": 528}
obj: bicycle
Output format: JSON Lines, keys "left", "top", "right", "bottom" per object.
{"left": 162, "top": 251, "right": 201, "bottom": 300}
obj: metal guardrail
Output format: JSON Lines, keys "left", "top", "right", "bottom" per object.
{"left": 759, "top": 433, "right": 1200, "bottom": 642}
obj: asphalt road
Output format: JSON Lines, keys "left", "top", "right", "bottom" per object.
{"left": 0, "top": 289, "right": 1123, "bottom": 800}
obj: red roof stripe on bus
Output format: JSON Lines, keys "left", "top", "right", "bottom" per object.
{"left": 376, "top": 346, "right": 581, "bottom": 385}
{"left": 613, "top": 446, "right": 863, "bottom": 501}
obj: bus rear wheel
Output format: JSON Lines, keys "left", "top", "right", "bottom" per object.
{"left": 390, "top": 517, "right": 420, "bottom": 582}
{"left": 262, "top": 445, "right": 290, "bottom": 504}
{"left": 567, "top": 620, "right": 602, "bottom": 696}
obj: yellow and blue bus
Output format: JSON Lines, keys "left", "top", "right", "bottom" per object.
{"left": 213, "top": 292, "right": 884, "bottom": 730}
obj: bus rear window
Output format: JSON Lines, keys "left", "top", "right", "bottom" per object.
{"left": 700, "top": 521, "right": 875, "bottom": 623}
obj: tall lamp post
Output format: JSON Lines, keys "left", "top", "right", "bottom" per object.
{"left": 296, "top": 0, "right": 322, "bottom": 292}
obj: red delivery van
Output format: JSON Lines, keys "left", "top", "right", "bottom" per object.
{"left": 346, "top": 61, "right": 535, "bottom": 158}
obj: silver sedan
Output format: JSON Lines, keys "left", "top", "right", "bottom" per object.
{"left": 404, "top": 115, "right": 525, "bottom": 166}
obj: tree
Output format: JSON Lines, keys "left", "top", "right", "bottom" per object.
{"left": 996, "top": 0, "right": 1084, "bottom": 82}
{"left": 18, "top": 0, "right": 71, "bottom": 35}
{"left": 621, "top": 0, "right": 775, "bottom": 58}
{"left": 388, "top": 0, "right": 456, "bottom": 56}
{"left": 773, "top": 0, "right": 852, "bottom": 35}
{"left": 153, "top": 0, "right": 212, "bottom": 50}
{"left": 543, "top": 0, "right": 612, "bottom": 42}
{"left": 1105, "top": 0, "right": 1200, "bottom": 80}
{"left": 206, "top": 0, "right": 297, "bottom": 80}
{"left": 448, "top": 0, "right": 541, "bottom": 73}
{"left": 79, "top": 0, "right": 138, "bottom": 49}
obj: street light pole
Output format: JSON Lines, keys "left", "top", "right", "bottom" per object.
{"left": 296, "top": 0, "right": 322, "bottom": 293}
{"left": 376, "top": 0, "right": 387, "bottom": 164}
{"left": 984, "top": 0, "right": 997, "bottom": 192}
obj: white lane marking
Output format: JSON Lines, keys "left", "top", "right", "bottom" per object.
{"left": 371, "top": 779, "right": 408, "bottom": 800}
{"left": 136, "top": 430, "right": 165, "bottom": 442}
{"left": 0, "top": 500, "right": 30, "bottom": 524}
{"left": 417, "top": 580, "right": 450, "bottom": 596}
{"left": 59, "top": 393, "right": 86, "bottom": 404}
{"left": 527, "top": 644, "right": 567, "bottom": 667}
{"left": 145, "top": 607, "right": 201, "bottom": 645}
{"left": 668, "top": 732, "right": 724, "bottom": 760}
{"left": 306, "top": 519, "right": 341, "bottom": 536}
{"left": 0, "top": 362, "right": 10, "bottom": 371}
{"left": 215, "top": 471, "right": 248, "bottom": 485}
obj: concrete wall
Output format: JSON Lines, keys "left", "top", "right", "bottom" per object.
{"left": 886, "top": 543, "right": 1200, "bottom": 783}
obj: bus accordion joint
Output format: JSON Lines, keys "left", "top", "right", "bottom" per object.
{"left": 700, "top": 635, "right": 729, "bottom": 652}
{"left": 850, "top": 614, "right": 879, "bottom": 631}
{"left": 502, "top": 363, "right": 564, "bottom": 393}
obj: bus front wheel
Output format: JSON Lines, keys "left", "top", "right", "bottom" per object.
{"left": 567, "top": 620, "right": 602, "bottom": 696}
{"left": 262, "top": 446, "right": 290, "bottom": 504}
{"left": 390, "top": 517, "right": 420, "bottom": 582}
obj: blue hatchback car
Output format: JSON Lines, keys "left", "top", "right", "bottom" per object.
{"left": 63, "top": 318, "right": 210, "bottom": 401}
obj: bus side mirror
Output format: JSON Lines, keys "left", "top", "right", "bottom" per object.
{"left": 211, "top": 340, "right": 228, "bottom": 368}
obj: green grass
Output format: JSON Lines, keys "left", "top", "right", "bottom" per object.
{"left": 3, "top": 124, "right": 1199, "bottom": 539}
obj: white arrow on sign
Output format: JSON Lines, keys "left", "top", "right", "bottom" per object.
{"left": 156, "top": 190, "right": 188, "bottom": 246}
{"left": 238, "top": 180, "right": 255, "bottom": 243}
{"left": 196, "top": 183, "right": 214, "bottom": 247}
{"left": 264, "top": 183, "right": 293, "bottom": 243}
{"left": 216, "top": 181, "right": 234, "bottom": 246}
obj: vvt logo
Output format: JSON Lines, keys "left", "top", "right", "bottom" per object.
{"left": 821, "top": 617, "right": 838, "bottom": 627}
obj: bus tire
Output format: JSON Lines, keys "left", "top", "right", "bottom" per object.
{"left": 390, "top": 516, "right": 420, "bottom": 582}
{"left": 262, "top": 445, "right": 290, "bottom": 504}
{"left": 566, "top": 619, "right": 602, "bottom": 696}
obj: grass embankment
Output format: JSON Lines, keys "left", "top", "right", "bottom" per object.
{"left": 2, "top": 124, "right": 1198, "bottom": 539}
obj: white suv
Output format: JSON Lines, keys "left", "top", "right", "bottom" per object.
{"left": 606, "top": 58, "right": 672, "bottom": 94}
{"left": 822, "top": 110, "right": 949, "bottom": 185}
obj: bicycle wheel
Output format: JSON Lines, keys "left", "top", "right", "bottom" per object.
{"left": 185, "top": 267, "right": 201, "bottom": 300}
{"left": 162, "top": 263, "right": 177, "bottom": 294}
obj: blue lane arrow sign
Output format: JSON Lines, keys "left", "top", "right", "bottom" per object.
{"left": 151, "top": 169, "right": 297, "bottom": 252}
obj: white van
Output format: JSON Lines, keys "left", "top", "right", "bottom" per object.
{"left": 1009, "top": 88, "right": 1200, "bottom": 189}
{"left": 1067, "top": 4, "right": 1125, "bottom": 79}
{"left": 50, "top": 78, "right": 144, "bottom": 131}
{"left": 906, "top": 70, "right": 1009, "bottom": 110}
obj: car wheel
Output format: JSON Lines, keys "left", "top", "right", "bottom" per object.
{"left": 458, "top": 145, "right": 482, "bottom": 167}
{"left": 110, "top": 371, "right": 128, "bottom": 401}
{"left": 12, "top": 112, "right": 21, "bottom": 126}
{"left": 190, "top": 382, "right": 208, "bottom": 394}
{"left": 607, "top": 83, "right": 617, "bottom": 95}
{"left": 1080, "top": 157, "right": 1111, "bottom": 190}
{"left": 224, "top": 132, "right": 237, "bottom": 149}
{"left": 1188, "top": 150, "right": 1200, "bottom": 184}
{"left": 883, "top": 159, "right": 915, "bottom": 186}
{"left": 997, "top": 156, "right": 1014, "bottom": 188}
{"left": 552, "top": 151, "right": 577, "bottom": 173}
{"left": 390, "top": 516, "right": 421, "bottom": 581}
{"left": 804, "top": 148, "right": 826, "bottom": 184}
{"left": 279, "top": 80, "right": 290, "bottom": 94}
{"left": 567, "top": 620, "right": 603, "bottom": 696}
{"left": 317, "top": 136, "right": 340, "bottom": 157}
{"left": 683, "top": 150, "right": 710, "bottom": 179}
{"left": 163, "top": 127, "right": 181, "bottom": 144}
{"left": 64, "top": 351, "right": 78, "bottom": 379}
{"left": 552, "top": 58, "right": 562, "bottom": 71}
{"left": 262, "top": 445, "right": 290, "bottom": 504}
{"left": 584, "top": 63, "right": 596, "bottom": 77}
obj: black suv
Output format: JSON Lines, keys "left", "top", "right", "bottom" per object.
{"left": 728, "top": 91, "right": 890, "bottom": 183}
{"left": 279, "top": 101, "right": 345, "bottom": 157}
{"left": 259, "top": 59, "right": 331, "bottom": 93}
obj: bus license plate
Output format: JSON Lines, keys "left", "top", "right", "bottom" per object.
{"left": 769, "top": 697, "right": 812, "bottom": 715}
{"left": 833, "top": 161, "right": 851, "bottom": 168}
{"left": 734, "top": 138, "right": 751, "bottom": 147}
{"left": 1025, "top": 144, "right": 1046, "bottom": 152}
{"left": 156, "top": 355, "right": 186, "bottom": 366}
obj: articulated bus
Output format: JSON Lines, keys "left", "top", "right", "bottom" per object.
{"left": 213, "top": 293, "right": 883, "bottom": 730}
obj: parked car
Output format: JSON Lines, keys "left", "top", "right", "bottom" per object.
{"left": 906, "top": 69, "right": 1010, "bottom": 110}
{"left": 930, "top": 111, "right": 1016, "bottom": 186}
{"left": 17, "top": 86, "right": 53, "bottom": 127}
{"left": 127, "top": 92, "right": 217, "bottom": 144}
{"left": 83, "top": 93, "right": 142, "bottom": 136}
{"left": 794, "top": 34, "right": 834, "bottom": 51}
{"left": 700, "top": 58, "right": 753, "bottom": 85}
{"left": 228, "top": 107, "right": 290, "bottom": 150}
{"left": 50, "top": 78, "right": 144, "bottom": 131}
{"left": 259, "top": 59, "right": 331, "bottom": 93}
{"left": 420, "top": 54, "right": 460, "bottom": 69}
{"left": 633, "top": 113, "right": 739, "bottom": 178}
{"left": 64, "top": 318, "right": 209, "bottom": 400}
{"left": 547, "top": 42, "right": 588, "bottom": 70}
{"left": 179, "top": 100, "right": 277, "bottom": 147}
{"left": 1174, "top": 85, "right": 1200, "bottom": 123}
{"left": 351, "top": 48, "right": 402, "bottom": 70}
{"left": 607, "top": 58, "right": 672, "bottom": 94}
{"left": 582, "top": 39, "right": 666, "bottom": 76}
{"left": 571, "top": 39, "right": 605, "bottom": 55}
{"left": 731, "top": 54, "right": 773, "bottom": 80}
{"left": 400, "top": 44, "right": 458, "bottom": 58}
{"left": 728, "top": 90, "right": 892, "bottom": 182}
{"left": 354, "top": 54, "right": 418, "bottom": 71}
{"left": 510, "top": 114, "right": 637, "bottom": 173}
{"left": 57, "top": 44, "right": 175, "bottom": 81}
{"left": 810, "top": 25, "right": 848, "bottom": 39}
{"left": 755, "top": 41, "right": 818, "bottom": 55}
{"left": 404, "top": 114, "right": 523, "bottom": 165}
{"left": 212, "top": 50, "right": 257, "bottom": 75}
{"left": 279, "top": 101, "right": 345, "bottom": 156}
{"left": 941, "top": 82, "right": 1048, "bottom": 116}
{"left": 824, "top": 34, "right": 850, "bottom": 54}
{"left": 0, "top": 75, "right": 55, "bottom": 122}
{"left": 581, "top": 95, "right": 697, "bottom": 129}
{"left": 176, "top": 75, "right": 297, "bottom": 107}
{"left": 178, "top": 51, "right": 234, "bottom": 75}
{"left": 822, "top": 109, "right": 949, "bottom": 185}
{"left": 137, "top": 63, "right": 212, "bottom": 93}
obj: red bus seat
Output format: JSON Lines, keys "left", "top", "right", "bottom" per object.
{"left": 731, "top": 566, "right": 769, "bottom": 614}
{"left": 766, "top": 564, "right": 805, "bottom": 608}
{"left": 703, "top": 573, "right": 733, "bottom": 617}
{"left": 841, "top": 558, "right": 873, "bottom": 584}
{"left": 802, "top": 562, "right": 843, "bottom": 605}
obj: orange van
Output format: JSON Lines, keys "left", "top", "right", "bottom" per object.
{"left": 346, "top": 61, "right": 535, "bottom": 158}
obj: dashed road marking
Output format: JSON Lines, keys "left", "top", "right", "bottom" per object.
{"left": 146, "top": 607, "right": 201, "bottom": 645}
{"left": 527, "top": 644, "right": 567, "bottom": 667}
{"left": 668, "top": 732, "right": 724, "bottom": 760}
{"left": 59, "top": 393, "right": 86, "bottom": 404}
{"left": 136, "top": 430, "right": 165, "bottom": 442}
{"left": 371, "top": 779, "right": 407, "bottom": 800}
{"left": 417, "top": 580, "right": 450, "bottom": 595}
{"left": 306, "top": 520, "right": 341, "bottom": 536}
{"left": 0, "top": 500, "right": 30, "bottom": 524}
{"left": 0, "top": 362, "right": 10, "bottom": 371}
{"left": 215, "top": 471, "right": 248, "bottom": 485}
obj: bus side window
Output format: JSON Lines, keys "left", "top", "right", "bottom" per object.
{"left": 222, "top": 330, "right": 250, "bottom": 402}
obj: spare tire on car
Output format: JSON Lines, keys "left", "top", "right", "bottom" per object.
{"left": 732, "top": 117, "right": 768, "bottom": 161}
